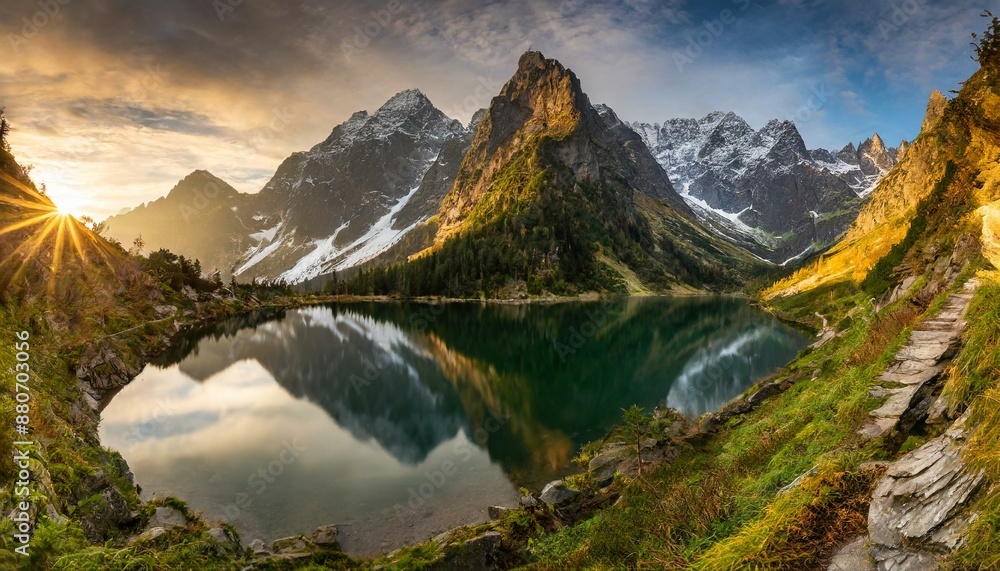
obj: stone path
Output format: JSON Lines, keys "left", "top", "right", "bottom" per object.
{"left": 867, "top": 413, "right": 984, "bottom": 570}
{"left": 859, "top": 281, "right": 976, "bottom": 440}
{"left": 829, "top": 280, "right": 983, "bottom": 571}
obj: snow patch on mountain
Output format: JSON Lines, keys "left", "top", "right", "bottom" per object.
{"left": 230, "top": 89, "right": 470, "bottom": 284}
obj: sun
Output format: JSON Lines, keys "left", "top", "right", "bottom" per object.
{"left": 52, "top": 194, "right": 86, "bottom": 219}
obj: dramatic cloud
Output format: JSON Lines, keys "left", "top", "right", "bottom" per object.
{"left": 0, "top": 0, "right": 985, "bottom": 218}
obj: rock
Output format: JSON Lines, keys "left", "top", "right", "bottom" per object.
{"left": 827, "top": 536, "right": 875, "bottom": 571}
{"left": 747, "top": 379, "right": 789, "bottom": 405}
{"left": 45, "top": 503, "right": 68, "bottom": 526}
{"left": 82, "top": 469, "right": 107, "bottom": 494}
{"left": 249, "top": 538, "right": 270, "bottom": 557}
{"left": 430, "top": 531, "right": 503, "bottom": 570}
{"left": 589, "top": 452, "right": 623, "bottom": 487}
{"left": 146, "top": 506, "right": 187, "bottom": 530}
{"left": 925, "top": 394, "right": 951, "bottom": 425}
{"left": 860, "top": 287, "right": 974, "bottom": 441}
{"left": 868, "top": 413, "right": 984, "bottom": 568}
{"left": 539, "top": 480, "right": 580, "bottom": 508}
{"left": 487, "top": 506, "right": 513, "bottom": 520}
{"left": 271, "top": 535, "right": 311, "bottom": 555}
{"left": 154, "top": 304, "right": 177, "bottom": 318}
{"left": 868, "top": 387, "right": 890, "bottom": 399}
{"left": 310, "top": 524, "right": 340, "bottom": 548}
{"left": 75, "top": 341, "right": 144, "bottom": 410}
{"left": 922, "top": 90, "right": 948, "bottom": 133}
{"left": 206, "top": 526, "right": 231, "bottom": 544}
{"left": 79, "top": 486, "right": 141, "bottom": 543}
{"left": 587, "top": 445, "right": 626, "bottom": 488}
{"left": 130, "top": 526, "right": 167, "bottom": 544}
{"left": 519, "top": 495, "right": 538, "bottom": 509}
{"left": 181, "top": 286, "right": 199, "bottom": 302}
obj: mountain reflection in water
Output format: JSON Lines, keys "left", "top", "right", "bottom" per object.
{"left": 101, "top": 297, "right": 807, "bottom": 555}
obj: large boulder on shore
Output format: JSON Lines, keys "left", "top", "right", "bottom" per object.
{"left": 540, "top": 480, "right": 580, "bottom": 507}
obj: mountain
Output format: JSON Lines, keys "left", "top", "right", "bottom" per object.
{"left": 103, "top": 91, "right": 474, "bottom": 283}
{"left": 103, "top": 170, "right": 260, "bottom": 276}
{"left": 242, "top": 90, "right": 473, "bottom": 283}
{"left": 361, "top": 51, "right": 762, "bottom": 296}
{"left": 630, "top": 113, "right": 903, "bottom": 264}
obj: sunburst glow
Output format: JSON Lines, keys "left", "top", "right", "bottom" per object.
{"left": 0, "top": 169, "right": 118, "bottom": 298}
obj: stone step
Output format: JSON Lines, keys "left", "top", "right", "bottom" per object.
{"left": 917, "top": 321, "right": 960, "bottom": 331}
{"left": 896, "top": 342, "right": 957, "bottom": 362}
{"left": 870, "top": 386, "right": 919, "bottom": 419}
{"left": 888, "top": 360, "right": 941, "bottom": 376}
{"left": 880, "top": 365, "right": 946, "bottom": 387}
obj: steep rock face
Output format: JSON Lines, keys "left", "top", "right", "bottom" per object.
{"left": 429, "top": 51, "right": 756, "bottom": 292}
{"left": 242, "top": 90, "right": 472, "bottom": 282}
{"left": 631, "top": 113, "right": 902, "bottom": 263}
{"left": 103, "top": 171, "right": 259, "bottom": 277}
{"left": 438, "top": 52, "right": 686, "bottom": 237}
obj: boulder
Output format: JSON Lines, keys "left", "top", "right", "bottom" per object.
{"left": 271, "top": 535, "right": 311, "bottom": 555}
{"left": 249, "top": 538, "right": 270, "bottom": 557}
{"left": 154, "top": 305, "right": 177, "bottom": 318}
{"left": 747, "top": 379, "right": 791, "bottom": 406}
{"left": 311, "top": 524, "right": 340, "bottom": 548}
{"left": 206, "top": 526, "right": 232, "bottom": 544}
{"left": 518, "top": 495, "right": 538, "bottom": 509}
{"left": 539, "top": 480, "right": 580, "bottom": 508}
{"left": 146, "top": 506, "right": 187, "bottom": 530}
{"left": 181, "top": 286, "right": 199, "bottom": 302}
{"left": 589, "top": 449, "right": 626, "bottom": 487}
{"left": 130, "top": 526, "right": 167, "bottom": 544}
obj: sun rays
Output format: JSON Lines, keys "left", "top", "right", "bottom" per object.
{"left": 0, "top": 169, "right": 122, "bottom": 300}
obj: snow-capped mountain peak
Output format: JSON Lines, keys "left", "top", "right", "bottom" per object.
{"left": 629, "top": 111, "right": 905, "bottom": 264}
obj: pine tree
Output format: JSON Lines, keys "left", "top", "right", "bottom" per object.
{"left": 0, "top": 108, "right": 9, "bottom": 152}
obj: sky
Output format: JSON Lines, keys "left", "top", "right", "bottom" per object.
{"left": 0, "top": 0, "right": 987, "bottom": 219}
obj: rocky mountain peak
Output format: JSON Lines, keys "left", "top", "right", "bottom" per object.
{"left": 473, "top": 50, "right": 593, "bottom": 160}
{"left": 869, "top": 132, "right": 887, "bottom": 152}
{"left": 897, "top": 139, "right": 910, "bottom": 160}
{"left": 501, "top": 50, "right": 590, "bottom": 120}
{"left": 756, "top": 119, "right": 809, "bottom": 160}
{"left": 858, "top": 133, "right": 895, "bottom": 176}
{"left": 376, "top": 89, "right": 435, "bottom": 116}
{"left": 922, "top": 90, "right": 948, "bottom": 133}
{"left": 165, "top": 170, "right": 238, "bottom": 202}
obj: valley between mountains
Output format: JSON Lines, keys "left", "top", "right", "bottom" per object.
{"left": 2, "top": 15, "right": 1000, "bottom": 571}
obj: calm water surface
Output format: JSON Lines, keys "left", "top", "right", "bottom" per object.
{"left": 99, "top": 297, "right": 807, "bottom": 555}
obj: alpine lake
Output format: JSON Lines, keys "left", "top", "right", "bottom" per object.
{"left": 99, "top": 297, "right": 809, "bottom": 556}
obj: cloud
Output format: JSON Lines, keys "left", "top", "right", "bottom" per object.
{"left": 0, "top": 0, "right": 987, "bottom": 218}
